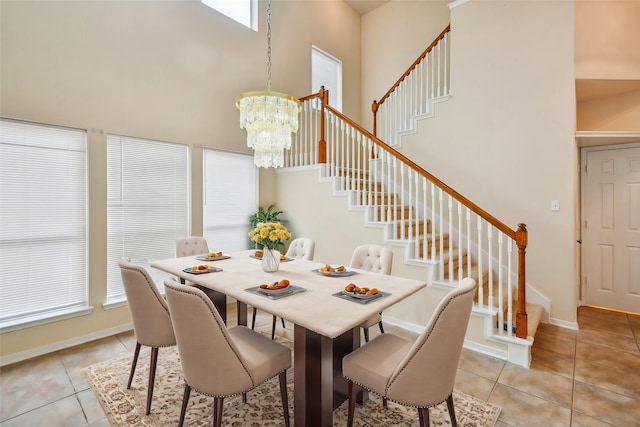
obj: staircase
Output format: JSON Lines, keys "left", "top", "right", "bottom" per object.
{"left": 282, "top": 25, "right": 545, "bottom": 368}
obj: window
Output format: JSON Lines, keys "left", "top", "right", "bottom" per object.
{"left": 202, "top": 0, "right": 257, "bottom": 30}
{"left": 203, "top": 149, "right": 257, "bottom": 252}
{"left": 0, "top": 119, "right": 89, "bottom": 331}
{"left": 106, "top": 135, "right": 189, "bottom": 303}
{"left": 312, "top": 46, "right": 343, "bottom": 111}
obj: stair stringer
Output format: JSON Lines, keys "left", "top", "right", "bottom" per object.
{"left": 385, "top": 95, "right": 451, "bottom": 149}
{"left": 314, "top": 164, "right": 537, "bottom": 367}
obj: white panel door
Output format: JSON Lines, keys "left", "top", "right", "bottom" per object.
{"left": 584, "top": 146, "right": 640, "bottom": 313}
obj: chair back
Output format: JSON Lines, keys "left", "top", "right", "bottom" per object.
{"left": 285, "top": 238, "right": 315, "bottom": 260}
{"left": 118, "top": 258, "right": 175, "bottom": 347}
{"left": 349, "top": 244, "right": 393, "bottom": 275}
{"left": 385, "top": 278, "right": 477, "bottom": 406}
{"left": 164, "top": 278, "right": 254, "bottom": 396}
{"left": 175, "top": 236, "right": 209, "bottom": 257}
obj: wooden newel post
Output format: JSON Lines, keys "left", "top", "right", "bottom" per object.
{"left": 371, "top": 100, "right": 379, "bottom": 138}
{"left": 318, "top": 87, "right": 327, "bottom": 164}
{"left": 515, "top": 223, "right": 528, "bottom": 339}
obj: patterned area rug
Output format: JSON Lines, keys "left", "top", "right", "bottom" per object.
{"left": 83, "top": 331, "right": 500, "bottom": 426}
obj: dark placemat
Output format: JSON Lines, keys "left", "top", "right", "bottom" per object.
{"left": 249, "top": 255, "right": 294, "bottom": 262}
{"left": 195, "top": 255, "right": 231, "bottom": 261}
{"left": 332, "top": 290, "right": 390, "bottom": 304}
{"left": 183, "top": 266, "right": 223, "bottom": 274}
{"left": 311, "top": 269, "right": 359, "bottom": 277}
{"left": 245, "top": 284, "right": 306, "bottom": 300}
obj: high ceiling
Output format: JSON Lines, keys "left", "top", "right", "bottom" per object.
{"left": 344, "top": 0, "right": 390, "bottom": 16}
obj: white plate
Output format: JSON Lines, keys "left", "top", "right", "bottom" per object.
{"left": 195, "top": 254, "right": 228, "bottom": 261}
{"left": 342, "top": 290, "right": 378, "bottom": 299}
{"left": 258, "top": 285, "right": 292, "bottom": 295}
{"left": 183, "top": 267, "right": 220, "bottom": 274}
{"left": 317, "top": 268, "right": 351, "bottom": 276}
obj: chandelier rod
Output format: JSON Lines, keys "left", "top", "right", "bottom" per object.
{"left": 266, "top": 0, "right": 272, "bottom": 92}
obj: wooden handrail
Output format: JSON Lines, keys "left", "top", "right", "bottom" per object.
{"left": 301, "top": 79, "right": 529, "bottom": 339}
{"left": 372, "top": 24, "right": 451, "bottom": 113}
{"left": 325, "top": 102, "right": 517, "bottom": 240}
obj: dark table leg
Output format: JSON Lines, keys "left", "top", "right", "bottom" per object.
{"left": 194, "top": 286, "right": 227, "bottom": 324}
{"left": 294, "top": 325, "right": 366, "bottom": 427}
{"left": 236, "top": 301, "right": 247, "bottom": 326}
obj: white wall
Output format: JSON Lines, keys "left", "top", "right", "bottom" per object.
{"left": 0, "top": 0, "right": 362, "bottom": 359}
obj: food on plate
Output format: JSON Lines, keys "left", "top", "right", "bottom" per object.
{"left": 255, "top": 250, "right": 263, "bottom": 257}
{"left": 344, "top": 283, "right": 377, "bottom": 295}
{"left": 261, "top": 279, "right": 290, "bottom": 290}
{"left": 192, "top": 264, "right": 211, "bottom": 271}
{"left": 207, "top": 251, "right": 223, "bottom": 257}
{"left": 319, "top": 264, "right": 346, "bottom": 273}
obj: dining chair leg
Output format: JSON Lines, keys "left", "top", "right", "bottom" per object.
{"left": 127, "top": 342, "right": 142, "bottom": 389}
{"left": 347, "top": 380, "right": 357, "bottom": 427}
{"left": 383, "top": 397, "right": 388, "bottom": 408}
{"left": 213, "top": 397, "right": 224, "bottom": 427}
{"left": 146, "top": 347, "right": 159, "bottom": 415}
{"left": 251, "top": 307, "right": 258, "bottom": 330}
{"left": 271, "top": 315, "right": 277, "bottom": 340}
{"left": 178, "top": 383, "right": 191, "bottom": 427}
{"left": 418, "top": 407, "right": 430, "bottom": 427}
{"left": 281, "top": 317, "right": 286, "bottom": 328}
{"left": 446, "top": 394, "right": 457, "bottom": 427}
{"left": 378, "top": 318, "right": 385, "bottom": 334}
{"left": 242, "top": 392, "right": 247, "bottom": 403}
{"left": 363, "top": 327, "right": 370, "bottom": 343}
{"left": 279, "top": 371, "right": 290, "bottom": 427}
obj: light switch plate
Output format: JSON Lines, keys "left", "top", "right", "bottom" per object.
{"left": 551, "top": 200, "right": 560, "bottom": 211}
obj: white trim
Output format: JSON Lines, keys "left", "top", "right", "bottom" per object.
{"left": 549, "top": 317, "right": 579, "bottom": 331}
{"left": 0, "top": 305, "right": 94, "bottom": 334}
{"left": 0, "top": 322, "right": 133, "bottom": 367}
{"left": 448, "top": 0, "right": 472, "bottom": 10}
{"left": 103, "top": 298, "right": 129, "bottom": 310}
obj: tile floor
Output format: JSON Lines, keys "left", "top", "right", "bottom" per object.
{"left": 1, "top": 306, "right": 638, "bottom": 426}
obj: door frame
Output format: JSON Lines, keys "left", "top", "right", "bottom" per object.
{"left": 579, "top": 141, "right": 640, "bottom": 308}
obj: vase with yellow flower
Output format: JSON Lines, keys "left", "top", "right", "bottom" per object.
{"left": 248, "top": 222, "right": 291, "bottom": 272}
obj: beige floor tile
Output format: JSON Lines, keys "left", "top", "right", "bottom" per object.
{"left": 578, "top": 308, "right": 634, "bottom": 337}
{"left": 577, "top": 328, "right": 640, "bottom": 354}
{"left": 76, "top": 388, "right": 105, "bottom": 424}
{"left": 494, "top": 421, "right": 514, "bottom": 427}
{"left": 533, "top": 329, "right": 577, "bottom": 358}
{"left": 457, "top": 348, "right": 505, "bottom": 382}
{"left": 571, "top": 411, "right": 617, "bottom": 427}
{"left": 0, "top": 395, "right": 88, "bottom": 427}
{"left": 574, "top": 357, "right": 640, "bottom": 400}
{"left": 530, "top": 346, "right": 575, "bottom": 378}
{"left": 115, "top": 329, "right": 137, "bottom": 352}
{"left": 573, "top": 380, "right": 640, "bottom": 426}
{"left": 489, "top": 383, "right": 571, "bottom": 427}
{"left": 453, "top": 368, "right": 495, "bottom": 401}
{"left": 87, "top": 418, "right": 110, "bottom": 427}
{"left": 0, "top": 353, "right": 75, "bottom": 422}
{"left": 536, "top": 322, "right": 578, "bottom": 340}
{"left": 497, "top": 362, "right": 573, "bottom": 408}
{"left": 575, "top": 340, "right": 640, "bottom": 371}
{"left": 59, "top": 336, "right": 130, "bottom": 392}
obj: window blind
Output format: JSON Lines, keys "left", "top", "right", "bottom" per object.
{"left": 203, "top": 149, "right": 257, "bottom": 252}
{"left": 0, "top": 119, "right": 88, "bottom": 328}
{"left": 106, "top": 135, "right": 189, "bottom": 302}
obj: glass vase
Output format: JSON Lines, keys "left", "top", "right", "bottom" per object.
{"left": 261, "top": 248, "right": 281, "bottom": 273}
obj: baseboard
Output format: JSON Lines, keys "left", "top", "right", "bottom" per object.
{"left": 0, "top": 322, "right": 133, "bottom": 367}
{"left": 549, "top": 317, "right": 579, "bottom": 331}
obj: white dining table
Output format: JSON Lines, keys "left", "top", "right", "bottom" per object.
{"left": 151, "top": 249, "right": 426, "bottom": 427}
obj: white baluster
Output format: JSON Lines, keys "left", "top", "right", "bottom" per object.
{"left": 498, "top": 233, "right": 504, "bottom": 334}
{"left": 430, "top": 182, "right": 436, "bottom": 263}
{"left": 488, "top": 226, "right": 494, "bottom": 315}
{"left": 448, "top": 195, "right": 453, "bottom": 282}
{"left": 477, "top": 217, "right": 483, "bottom": 309}
{"left": 458, "top": 201, "right": 463, "bottom": 281}
{"left": 438, "top": 188, "right": 444, "bottom": 281}
{"left": 507, "top": 239, "right": 513, "bottom": 337}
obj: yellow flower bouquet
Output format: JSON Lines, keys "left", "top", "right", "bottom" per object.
{"left": 248, "top": 222, "right": 291, "bottom": 250}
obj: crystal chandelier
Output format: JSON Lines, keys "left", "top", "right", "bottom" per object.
{"left": 236, "top": 0, "right": 301, "bottom": 168}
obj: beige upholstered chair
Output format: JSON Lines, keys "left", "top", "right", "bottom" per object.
{"left": 118, "top": 258, "right": 176, "bottom": 415}
{"left": 164, "top": 278, "right": 291, "bottom": 427}
{"left": 175, "top": 236, "right": 209, "bottom": 257}
{"left": 252, "top": 237, "right": 316, "bottom": 339}
{"left": 284, "top": 237, "right": 315, "bottom": 260}
{"left": 342, "top": 278, "right": 477, "bottom": 427}
{"left": 349, "top": 244, "right": 393, "bottom": 342}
